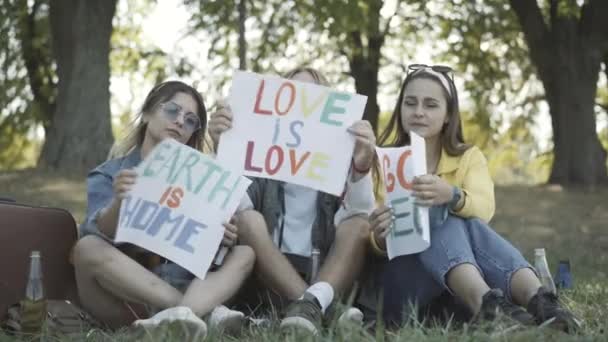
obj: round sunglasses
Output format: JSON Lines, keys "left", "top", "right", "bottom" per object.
{"left": 159, "top": 101, "right": 202, "bottom": 132}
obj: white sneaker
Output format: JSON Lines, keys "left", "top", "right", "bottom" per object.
{"left": 208, "top": 305, "right": 245, "bottom": 334}
{"left": 133, "top": 306, "right": 207, "bottom": 339}
{"left": 338, "top": 307, "right": 364, "bottom": 326}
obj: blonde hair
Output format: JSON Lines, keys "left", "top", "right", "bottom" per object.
{"left": 109, "top": 81, "right": 209, "bottom": 159}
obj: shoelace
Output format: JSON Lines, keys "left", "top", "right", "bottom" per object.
{"left": 286, "top": 297, "right": 322, "bottom": 322}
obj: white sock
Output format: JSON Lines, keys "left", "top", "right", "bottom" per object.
{"left": 301, "top": 281, "right": 334, "bottom": 313}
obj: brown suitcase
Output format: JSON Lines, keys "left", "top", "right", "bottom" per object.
{"left": 0, "top": 200, "right": 79, "bottom": 322}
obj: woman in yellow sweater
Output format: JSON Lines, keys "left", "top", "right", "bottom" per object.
{"left": 371, "top": 64, "right": 579, "bottom": 332}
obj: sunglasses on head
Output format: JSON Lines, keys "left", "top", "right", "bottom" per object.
{"left": 407, "top": 64, "right": 454, "bottom": 81}
{"left": 160, "top": 101, "right": 202, "bottom": 132}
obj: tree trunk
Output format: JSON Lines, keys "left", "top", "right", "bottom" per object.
{"left": 350, "top": 47, "right": 381, "bottom": 132}
{"left": 545, "top": 61, "right": 607, "bottom": 185}
{"left": 17, "top": 0, "right": 56, "bottom": 132}
{"left": 510, "top": 0, "right": 608, "bottom": 186}
{"left": 347, "top": 0, "right": 383, "bottom": 133}
{"left": 237, "top": 0, "right": 247, "bottom": 70}
{"left": 544, "top": 24, "right": 608, "bottom": 185}
{"left": 39, "top": 0, "right": 117, "bottom": 172}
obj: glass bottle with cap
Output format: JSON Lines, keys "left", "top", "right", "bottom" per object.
{"left": 534, "top": 248, "right": 557, "bottom": 294}
{"left": 21, "top": 250, "right": 47, "bottom": 334}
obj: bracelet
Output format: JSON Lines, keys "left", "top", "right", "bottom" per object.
{"left": 449, "top": 187, "right": 466, "bottom": 212}
{"left": 352, "top": 159, "right": 371, "bottom": 174}
{"left": 448, "top": 186, "right": 462, "bottom": 209}
{"left": 369, "top": 232, "right": 388, "bottom": 257}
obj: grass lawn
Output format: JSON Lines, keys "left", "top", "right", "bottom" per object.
{"left": 1, "top": 169, "right": 607, "bottom": 341}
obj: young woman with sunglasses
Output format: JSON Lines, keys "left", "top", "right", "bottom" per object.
{"left": 73, "top": 81, "right": 255, "bottom": 337}
{"left": 370, "top": 65, "right": 580, "bottom": 332}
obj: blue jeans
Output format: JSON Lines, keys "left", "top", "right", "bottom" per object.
{"left": 383, "top": 208, "right": 533, "bottom": 324}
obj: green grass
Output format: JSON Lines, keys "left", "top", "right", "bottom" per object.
{"left": 1, "top": 169, "right": 607, "bottom": 341}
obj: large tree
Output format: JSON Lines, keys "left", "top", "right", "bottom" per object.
{"left": 509, "top": 0, "right": 608, "bottom": 185}
{"left": 433, "top": 0, "right": 608, "bottom": 186}
{"left": 38, "top": 0, "right": 117, "bottom": 172}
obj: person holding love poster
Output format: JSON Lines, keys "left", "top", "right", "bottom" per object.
{"left": 209, "top": 67, "right": 376, "bottom": 335}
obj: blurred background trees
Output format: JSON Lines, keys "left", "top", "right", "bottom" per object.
{"left": 1, "top": 0, "right": 607, "bottom": 186}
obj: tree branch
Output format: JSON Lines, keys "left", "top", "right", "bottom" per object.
{"left": 520, "top": 94, "right": 546, "bottom": 107}
{"left": 509, "top": 0, "right": 549, "bottom": 48}
{"left": 381, "top": 0, "right": 403, "bottom": 37}
{"left": 252, "top": 9, "right": 277, "bottom": 70}
{"left": 237, "top": 0, "right": 247, "bottom": 70}
{"left": 509, "top": 0, "right": 551, "bottom": 77}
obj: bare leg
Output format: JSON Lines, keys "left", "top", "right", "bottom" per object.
{"left": 446, "top": 263, "right": 491, "bottom": 314}
{"left": 510, "top": 268, "right": 542, "bottom": 306}
{"left": 236, "top": 210, "right": 308, "bottom": 300}
{"left": 180, "top": 245, "right": 255, "bottom": 316}
{"left": 316, "top": 216, "right": 369, "bottom": 295}
{"left": 73, "top": 235, "right": 181, "bottom": 328}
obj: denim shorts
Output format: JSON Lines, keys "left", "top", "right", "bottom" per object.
{"left": 151, "top": 262, "right": 195, "bottom": 293}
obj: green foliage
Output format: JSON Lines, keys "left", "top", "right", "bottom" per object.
{"left": 461, "top": 109, "right": 550, "bottom": 184}
{"left": 185, "top": 0, "right": 303, "bottom": 79}
{"left": 111, "top": 0, "right": 167, "bottom": 83}
{"left": 0, "top": 126, "right": 40, "bottom": 171}
{"left": 110, "top": 0, "right": 168, "bottom": 141}
{"left": 430, "top": 0, "right": 540, "bottom": 132}
{"left": 0, "top": 0, "right": 55, "bottom": 170}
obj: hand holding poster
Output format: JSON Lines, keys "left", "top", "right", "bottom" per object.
{"left": 216, "top": 71, "right": 368, "bottom": 196}
{"left": 375, "top": 133, "right": 430, "bottom": 259}
{"left": 114, "top": 139, "right": 251, "bottom": 279}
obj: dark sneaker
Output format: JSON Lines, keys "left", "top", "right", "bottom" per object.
{"left": 472, "top": 289, "right": 537, "bottom": 329}
{"left": 527, "top": 286, "right": 582, "bottom": 333}
{"left": 280, "top": 292, "right": 323, "bottom": 335}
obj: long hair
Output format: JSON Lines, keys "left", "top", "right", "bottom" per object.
{"left": 109, "top": 81, "right": 209, "bottom": 158}
{"left": 374, "top": 69, "right": 470, "bottom": 199}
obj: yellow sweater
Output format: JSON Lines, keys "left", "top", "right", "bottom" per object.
{"left": 375, "top": 145, "right": 495, "bottom": 222}
{"left": 437, "top": 145, "right": 495, "bottom": 222}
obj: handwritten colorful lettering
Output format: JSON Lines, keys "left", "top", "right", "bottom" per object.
{"left": 376, "top": 133, "right": 430, "bottom": 259}
{"left": 216, "top": 71, "right": 368, "bottom": 196}
{"left": 114, "top": 139, "right": 251, "bottom": 279}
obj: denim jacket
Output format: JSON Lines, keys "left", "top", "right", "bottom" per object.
{"left": 80, "top": 148, "right": 194, "bottom": 286}
{"left": 80, "top": 149, "right": 141, "bottom": 239}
